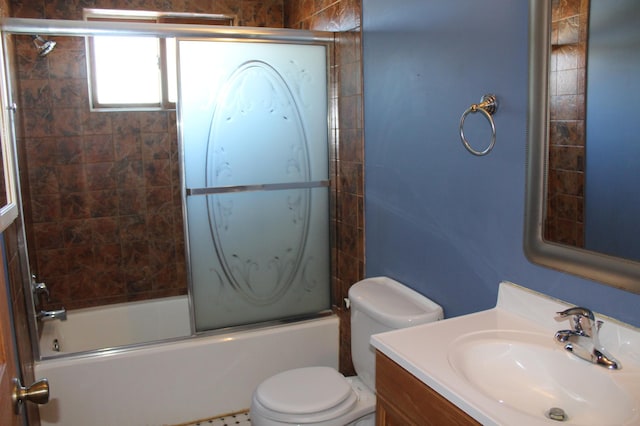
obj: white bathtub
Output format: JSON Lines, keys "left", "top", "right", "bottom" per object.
{"left": 35, "top": 299, "right": 339, "bottom": 426}
{"left": 39, "top": 296, "right": 191, "bottom": 356}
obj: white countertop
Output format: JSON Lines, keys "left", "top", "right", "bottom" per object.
{"left": 371, "top": 281, "right": 640, "bottom": 425}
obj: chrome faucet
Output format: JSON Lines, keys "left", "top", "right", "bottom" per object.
{"left": 32, "top": 276, "right": 50, "bottom": 306}
{"left": 33, "top": 281, "right": 49, "bottom": 301}
{"left": 37, "top": 308, "right": 67, "bottom": 322}
{"left": 32, "top": 275, "right": 66, "bottom": 322}
{"left": 554, "top": 306, "right": 621, "bottom": 369}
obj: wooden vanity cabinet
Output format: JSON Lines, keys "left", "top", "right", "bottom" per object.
{"left": 375, "top": 351, "right": 481, "bottom": 426}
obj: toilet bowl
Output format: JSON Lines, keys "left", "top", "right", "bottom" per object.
{"left": 251, "top": 367, "right": 375, "bottom": 426}
{"left": 250, "top": 276, "right": 443, "bottom": 426}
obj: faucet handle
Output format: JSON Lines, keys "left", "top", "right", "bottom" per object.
{"left": 33, "top": 282, "right": 49, "bottom": 299}
{"left": 556, "top": 306, "right": 595, "bottom": 320}
{"left": 556, "top": 306, "right": 596, "bottom": 336}
{"left": 31, "top": 275, "right": 51, "bottom": 305}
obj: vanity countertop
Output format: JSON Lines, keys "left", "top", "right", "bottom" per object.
{"left": 371, "top": 282, "right": 640, "bottom": 426}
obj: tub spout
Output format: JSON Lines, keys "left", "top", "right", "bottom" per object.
{"left": 37, "top": 308, "right": 67, "bottom": 322}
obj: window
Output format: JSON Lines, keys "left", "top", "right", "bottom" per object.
{"left": 85, "top": 9, "right": 236, "bottom": 110}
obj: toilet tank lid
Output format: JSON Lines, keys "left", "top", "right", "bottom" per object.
{"left": 348, "top": 276, "right": 443, "bottom": 328}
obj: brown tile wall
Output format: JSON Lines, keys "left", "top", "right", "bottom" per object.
{"left": 284, "top": 0, "right": 364, "bottom": 375}
{"left": 546, "top": 0, "right": 589, "bottom": 247}
{"left": 10, "top": 0, "right": 284, "bottom": 311}
{"left": 10, "top": 0, "right": 284, "bottom": 25}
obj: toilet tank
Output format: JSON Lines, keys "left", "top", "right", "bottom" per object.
{"left": 349, "top": 276, "right": 443, "bottom": 391}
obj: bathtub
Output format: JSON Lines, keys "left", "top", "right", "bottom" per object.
{"left": 39, "top": 296, "right": 191, "bottom": 357}
{"left": 34, "top": 300, "right": 339, "bottom": 426}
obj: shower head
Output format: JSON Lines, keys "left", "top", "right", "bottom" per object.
{"left": 32, "top": 35, "right": 56, "bottom": 57}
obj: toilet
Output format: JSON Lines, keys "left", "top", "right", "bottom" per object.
{"left": 250, "top": 276, "right": 444, "bottom": 426}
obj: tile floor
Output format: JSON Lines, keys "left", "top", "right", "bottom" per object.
{"left": 174, "top": 410, "right": 251, "bottom": 426}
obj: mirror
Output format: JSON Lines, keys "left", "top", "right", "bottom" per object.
{"left": 545, "top": 0, "right": 640, "bottom": 261}
{"left": 0, "top": 36, "right": 19, "bottom": 232}
{"left": 525, "top": 0, "right": 640, "bottom": 294}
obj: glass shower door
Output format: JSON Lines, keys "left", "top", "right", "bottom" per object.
{"left": 178, "top": 39, "right": 330, "bottom": 332}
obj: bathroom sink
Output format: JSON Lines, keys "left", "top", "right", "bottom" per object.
{"left": 448, "top": 330, "right": 636, "bottom": 425}
{"left": 371, "top": 282, "right": 640, "bottom": 426}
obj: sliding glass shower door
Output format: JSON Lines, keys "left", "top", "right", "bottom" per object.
{"left": 178, "top": 39, "right": 330, "bottom": 332}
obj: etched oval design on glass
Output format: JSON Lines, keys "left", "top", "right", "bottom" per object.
{"left": 205, "top": 60, "right": 312, "bottom": 305}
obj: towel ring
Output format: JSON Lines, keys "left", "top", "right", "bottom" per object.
{"left": 459, "top": 94, "right": 499, "bottom": 156}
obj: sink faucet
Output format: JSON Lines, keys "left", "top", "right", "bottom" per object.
{"left": 37, "top": 308, "right": 67, "bottom": 322}
{"left": 554, "top": 306, "right": 621, "bottom": 369}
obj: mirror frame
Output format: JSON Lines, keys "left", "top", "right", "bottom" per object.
{"left": 524, "top": 0, "right": 640, "bottom": 294}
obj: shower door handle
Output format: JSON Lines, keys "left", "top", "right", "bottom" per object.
{"left": 12, "top": 377, "right": 50, "bottom": 414}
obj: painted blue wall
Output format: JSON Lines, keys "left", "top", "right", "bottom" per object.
{"left": 362, "top": 0, "right": 640, "bottom": 327}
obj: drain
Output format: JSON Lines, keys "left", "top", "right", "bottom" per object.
{"left": 547, "top": 407, "right": 568, "bottom": 422}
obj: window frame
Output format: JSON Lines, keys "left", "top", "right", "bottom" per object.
{"left": 84, "top": 9, "right": 236, "bottom": 111}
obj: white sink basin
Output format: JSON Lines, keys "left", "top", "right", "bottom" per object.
{"left": 371, "top": 282, "right": 640, "bottom": 426}
{"left": 448, "top": 330, "right": 636, "bottom": 425}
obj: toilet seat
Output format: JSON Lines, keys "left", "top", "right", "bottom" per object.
{"left": 253, "top": 366, "right": 357, "bottom": 423}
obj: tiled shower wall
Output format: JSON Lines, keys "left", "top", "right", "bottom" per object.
{"left": 546, "top": 0, "right": 589, "bottom": 247}
{"left": 11, "top": 0, "right": 285, "bottom": 310}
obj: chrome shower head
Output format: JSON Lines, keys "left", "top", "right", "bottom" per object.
{"left": 32, "top": 35, "right": 57, "bottom": 57}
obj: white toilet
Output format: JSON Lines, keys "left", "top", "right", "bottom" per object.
{"left": 250, "top": 276, "right": 444, "bottom": 426}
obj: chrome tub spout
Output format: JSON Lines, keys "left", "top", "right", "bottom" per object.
{"left": 37, "top": 308, "right": 67, "bottom": 322}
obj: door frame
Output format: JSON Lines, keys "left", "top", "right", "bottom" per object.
{"left": 1, "top": 241, "right": 27, "bottom": 426}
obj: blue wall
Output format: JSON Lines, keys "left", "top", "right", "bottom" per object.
{"left": 362, "top": 0, "right": 640, "bottom": 327}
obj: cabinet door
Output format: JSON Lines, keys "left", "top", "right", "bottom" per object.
{"left": 376, "top": 351, "right": 480, "bottom": 426}
{"left": 377, "top": 396, "right": 419, "bottom": 426}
